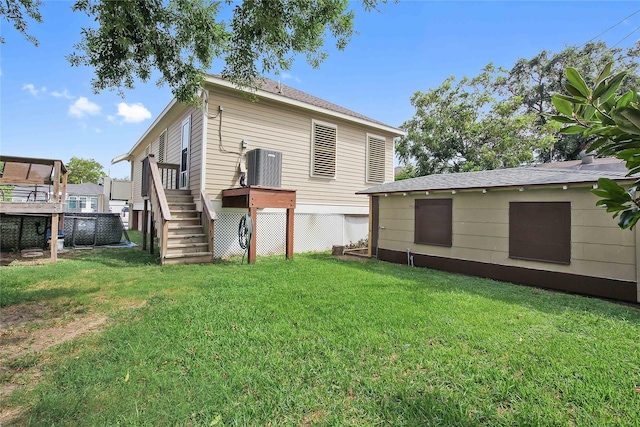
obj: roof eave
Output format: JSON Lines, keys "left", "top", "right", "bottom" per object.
{"left": 357, "top": 177, "right": 637, "bottom": 195}
{"left": 204, "top": 75, "right": 405, "bottom": 137}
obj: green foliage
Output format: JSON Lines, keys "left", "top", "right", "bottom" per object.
{"left": 0, "top": 185, "right": 14, "bottom": 201}
{"left": 66, "top": 156, "right": 107, "bottom": 184}
{"left": 394, "top": 164, "right": 416, "bottom": 181}
{"left": 397, "top": 42, "right": 640, "bottom": 176}
{"left": 503, "top": 42, "right": 640, "bottom": 162}
{"left": 551, "top": 62, "right": 640, "bottom": 229}
{"left": 0, "top": 0, "right": 42, "bottom": 45}
{"left": 3, "top": 0, "right": 382, "bottom": 105}
{"left": 397, "top": 65, "right": 557, "bottom": 176}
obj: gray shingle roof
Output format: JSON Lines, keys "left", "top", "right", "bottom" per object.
{"left": 209, "top": 74, "right": 397, "bottom": 129}
{"left": 66, "top": 183, "right": 104, "bottom": 196}
{"left": 357, "top": 165, "right": 633, "bottom": 195}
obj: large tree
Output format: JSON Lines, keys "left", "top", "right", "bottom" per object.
{"left": 398, "top": 42, "right": 640, "bottom": 176}
{"left": 501, "top": 42, "right": 640, "bottom": 161}
{"left": 396, "top": 65, "right": 557, "bottom": 176}
{"left": 2, "top": 0, "right": 382, "bottom": 104}
{"left": 66, "top": 157, "right": 107, "bottom": 184}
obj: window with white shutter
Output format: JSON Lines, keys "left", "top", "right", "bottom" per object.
{"left": 367, "top": 134, "right": 386, "bottom": 183}
{"left": 311, "top": 120, "right": 337, "bottom": 178}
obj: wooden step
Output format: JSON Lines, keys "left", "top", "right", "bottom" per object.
{"left": 162, "top": 252, "right": 213, "bottom": 265}
{"left": 167, "top": 234, "right": 207, "bottom": 243}
{"left": 165, "top": 242, "right": 209, "bottom": 256}
{"left": 165, "top": 189, "right": 191, "bottom": 195}
{"left": 170, "top": 210, "right": 199, "bottom": 219}
{"left": 166, "top": 195, "right": 194, "bottom": 204}
{"left": 168, "top": 202, "right": 197, "bottom": 211}
{"left": 167, "top": 224, "right": 202, "bottom": 234}
{"left": 169, "top": 217, "right": 201, "bottom": 226}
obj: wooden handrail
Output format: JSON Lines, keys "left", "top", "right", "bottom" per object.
{"left": 148, "top": 156, "right": 172, "bottom": 221}
{"left": 143, "top": 155, "right": 173, "bottom": 260}
{"left": 201, "top": 190, "right": 217, "bottom": 261}
{"left": 201, "top": 190, "right": 218, "bottom": 222}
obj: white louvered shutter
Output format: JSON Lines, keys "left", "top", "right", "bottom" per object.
{"left": 367, "top": 135, "right": 386, "bottom": 183}
{"left": 158, "top": 130, "right": 166, "bottom": 163}
{"left": 312, "top": 122, "right": 337, "bottom": 178}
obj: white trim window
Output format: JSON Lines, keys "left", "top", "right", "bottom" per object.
{"left": 366, "top": 133, "right": 386, "bottom": 184}
{"left": 179, "top": 116, "right": 191, "bottom": 189}
{"left": 311, "top": 120, "right": 337, "bottom": 179}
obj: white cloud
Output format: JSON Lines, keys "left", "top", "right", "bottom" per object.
{"left": 69, "top": 97, "right": 101, "bottom": 118}
{"left": 281, "top": 73, "right": 301, "bottom": 83}
{"left": 51, "top": 89, "right": 74, "bottom": 99}
{"left": 22, "top": 83, "right": 47, "bottom": 97}
{"left": 116, "top": 102, "right": 152, "bottom": 123}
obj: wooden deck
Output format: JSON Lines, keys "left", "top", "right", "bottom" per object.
{"left": 0, "top": 155, "right": 68, "bottom": 262}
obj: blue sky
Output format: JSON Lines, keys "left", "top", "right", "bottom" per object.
{"left": 2, "top": 1, "right": 640, "bottom": 179}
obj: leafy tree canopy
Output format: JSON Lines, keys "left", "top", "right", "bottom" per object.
{"left": 398, "top": 41, "right": 639, "bottom": 176}
{"left": 67, "top": 157, "right": 107, "bottom": 184}
{"left": 2, "top": 0, "right": 382, "bottom": 104}
{"left": 551, "top": 63, "right": 640, "bottom": 230}
{"left": 396, "top": 65, "right": 558, "bottom": 176}
{"left": 394, "top": 164, "right": 416, "bottom": 181}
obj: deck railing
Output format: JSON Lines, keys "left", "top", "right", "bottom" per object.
{"left": 143, "top": 155, "right": 172, "bottom": 260}
{"left": 201, "top": 190, "right": 217, "bottom": 260}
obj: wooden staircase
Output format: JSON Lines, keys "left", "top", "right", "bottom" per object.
{"left": 162, "top": 189, "right": 213, "bottom": 265}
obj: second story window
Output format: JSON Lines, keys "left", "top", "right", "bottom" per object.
{"left": 311, "top": 120, "right": 337, "bottom": 179}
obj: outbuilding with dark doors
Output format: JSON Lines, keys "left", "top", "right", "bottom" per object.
{"left": 358, "top": 158, "right": 640, "bottom": 303}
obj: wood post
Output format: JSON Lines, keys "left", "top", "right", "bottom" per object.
{"left": 286, "top": 207, "right": 294, "bottom": 259}
{"left": 142, "top": 199, "right": 148, "bottom": 251}
{"left": 221, "top": 187, "right": 296, "bottom": 264}
{"left": 50, "top": 213, "right": 58, "bottom": 262}
{"left": 50, "top": 160, "right": 62, "bottom": 263}
{"left": 149, "top": 213, "right": 155, "bottom": 255}
{"left": 248, "top": 207, "right": 257, "bottom": 264}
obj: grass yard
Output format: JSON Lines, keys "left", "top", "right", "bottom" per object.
{"left": 1, "top": 234, "right": 640, "bottom": 426}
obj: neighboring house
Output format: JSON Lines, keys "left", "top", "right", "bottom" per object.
{"left": 357, "top": 158, "right": 640, "bottom": 304}
{"left": 66, "top": 182, "right": 107, "bottom": 213}
{"left": 65, "top": 179, "right": 132, "bottom": 215}
{"left": 102, "top": 177, "right": 132, "bottom": 225}
{"left": 113, "top": 75, "right": 404, "bottom": 260}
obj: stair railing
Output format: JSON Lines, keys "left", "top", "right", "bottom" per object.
{"left": 145, "top": 155, "right": 172, "bottom": 260}
{"left": 201, "top": 190, "right": 217, "bottom": 262}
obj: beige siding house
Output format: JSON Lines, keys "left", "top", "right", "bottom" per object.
{"left": 358, "top": 160, "right": 640, "bottom": 303}
{"left": 113, "top": 75, "right": 404, "bottom": 260}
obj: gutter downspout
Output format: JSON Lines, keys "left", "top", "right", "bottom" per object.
{"left": 200, "top": 88, "right": 209, "bottom": 201}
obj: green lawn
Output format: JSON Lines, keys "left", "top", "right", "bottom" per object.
{"left": 1, "top": 236, "right": 640, "bottom": 426}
